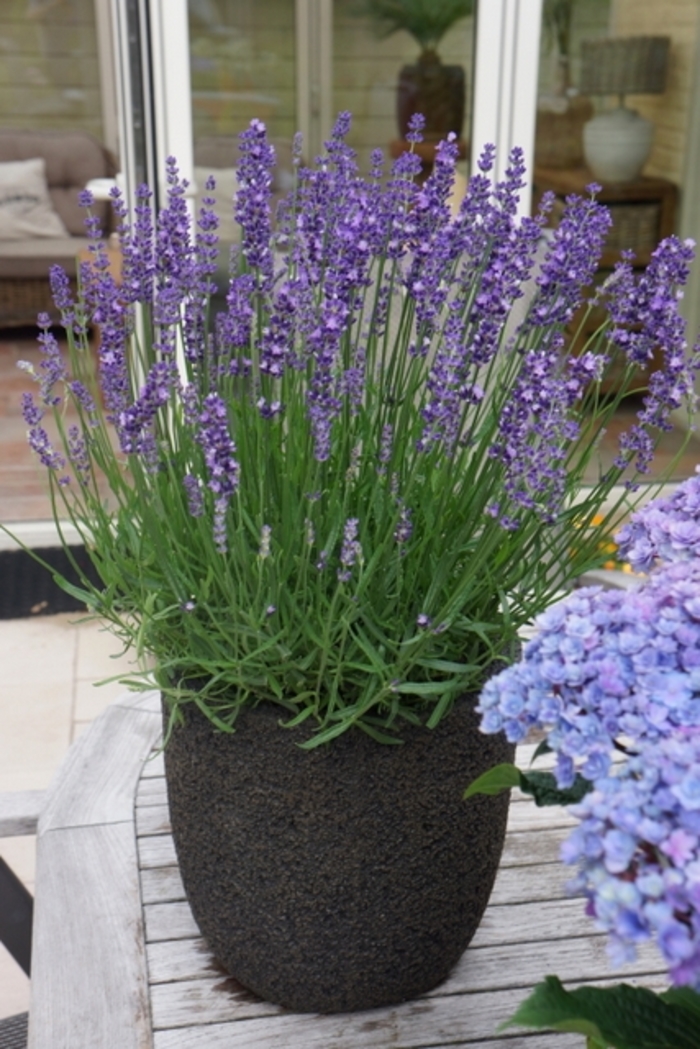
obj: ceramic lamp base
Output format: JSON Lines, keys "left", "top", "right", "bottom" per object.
{"left": 583, "top": 106, "right": 654, "bottom": 183}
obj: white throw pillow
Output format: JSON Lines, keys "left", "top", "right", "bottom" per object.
{"left": 0, "top": 157, "right": 69, "bottom": 239}
{"left": 194, "top": 166, "right": 239, "bottom": 244}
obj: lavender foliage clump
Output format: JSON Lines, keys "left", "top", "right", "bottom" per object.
{"left": 14, "top": 112, "right": 700, "bottom": 746}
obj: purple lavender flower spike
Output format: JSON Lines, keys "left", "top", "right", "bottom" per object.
{"left": 22, "top": 394, "right": 65, "bottom": 472}
{"left": 394, "top": 503, "right": 413, "bottom": 546}
{"left": 602, "top": 237, "right": 698, "bottom": 474}
{"left": 68, "top": 381, "right": 98, "bottom": 422}
{"left": 523, "top": 189, "right": 612, "bottom": 336}
{"left": 183, "top": 473, "right": 204, "bottom": 517}
{"left": 118, "top": 360, "right": 178, "bottom": 459}
{"left": 154, "top": 158, "right": 195, "bottom": 334}
{"left": 338, "top": 517, "right": 361, "bottom": 582}
{"left": 77, "top": 251, "right": 130, "bottom": 434}
{"left": 49, "top": 266, "right": 85, "bottom": 334}
{"left": 116, "top": 183, "right": 156, "bottom": 305}
{"left": 67, "top": 425, "right": 92, "bottom": 486}
{"left": 36, "top": 321, "right": 68, "bottom": 406}
{"left": 183, "top": 173, "right": 220, "bottom": 363}
{"left": 196, "top": 393, "right": 240, "bottom": 552}
{"left": 235, "top": 119, "right": 275, "bottom": 288}
{"left": 405, "top": 112, "right": 425, "bottom": 144}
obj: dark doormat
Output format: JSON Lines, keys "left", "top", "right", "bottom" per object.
{"left": 0, "top": 546, "right": 101, "bottom": 619}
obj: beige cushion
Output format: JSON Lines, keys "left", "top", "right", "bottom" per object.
{"left": 194, "top": 166, "right": 239, "bottom": 244}
{"left": 0, "top": 129, "right": 115, "bottom": 235}
{"left": 0, "top": 158, "right": 69, "bottom": 240}
{"left": 0, "top": 236, "right": 90, "bottom": 278}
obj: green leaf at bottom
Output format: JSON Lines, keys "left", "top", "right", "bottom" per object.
{"left": 503, "top": 976, "right": 700, "bottom": 1049}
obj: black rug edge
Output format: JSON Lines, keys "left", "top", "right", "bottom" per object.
{"left": 0, "top": 546, "right": 101, "bottom": 619}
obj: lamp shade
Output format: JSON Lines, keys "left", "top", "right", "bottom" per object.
{"left": 579, "top": 36, "right": 670, "bottom": 97}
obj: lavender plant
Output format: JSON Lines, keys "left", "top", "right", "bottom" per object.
{"left": 470, "top": 479, "right": 700, "bottom": 1041}
{"left": 12, "top": 113, "right": 700, "bottom": 747}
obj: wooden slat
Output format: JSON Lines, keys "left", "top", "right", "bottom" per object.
{"left": 145, "top": 928, "right": 665, "bottom": 1000}
{"left": 506, "top": 802, "right": 576, "bottom": 833}
{"left": 137, "top": 777, "right": 168, "bottom": 807}
{"left": 29, "top": 692, "right": 161, "bottom": 1049}
{"left": 29, "top": 822, "right": 152, "bottom": 1049}
{"left": 488, "top": 861, "right": 570, "bottom": 906}
{"left": 147, "top": 937, "right": 218, "bottom": 985}
{"left": 139, "top": 833, "right": 178, "bottom": 869}
{"left": 140, "top": 865, "right": 185, "bottom": 905}
{"left": 136, "top": 802, "right": 171, "bottom": 837}
{"left": 153, "top": 973, "right": 668, "bottom": 1049}
{"left": 149, "top": 981, "right": 602, "bottom": 1048}
{"left": 501, "top": 828, "right": 566, "bottom": 867}
{"left": 144, "top": 900, "right": 200, "bottom": 943}
{"left": 39, "top": 699, "right": 161, "bottom": 833}
{"left": 0, "top": 789, "right": 44, "bottom": 836}
{"left": 142, "top": 751, "right": 165, "bottom": 778}
{"left": 471, "top": 897, "right": 587, "bottom": 948}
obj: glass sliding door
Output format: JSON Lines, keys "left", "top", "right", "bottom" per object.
{"left": 530, "top": 0, "right": 700, "bottom": 478}
{"left": 332, "top": 0, "right": 475, "bottom": 176}
{"left": 0, "top": 0, "right": 114, "bottom": 148}
{"left": 188, "top": 0, "right": 297, "bottom": 183}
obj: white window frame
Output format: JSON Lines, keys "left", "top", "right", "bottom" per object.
{"left": 471, "top": 0, "right": 543, "bottom": 217}
{"left": 112, "top": 0, "right": 543, "bottom": 214}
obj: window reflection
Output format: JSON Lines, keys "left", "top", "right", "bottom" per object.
{"left": 534, "top": 0, "right": 700, "bottom": 480}
{"left": 0, "top": 0, "right": 102, "bottom": 137}
{"left": 333, "top": 0, "right": 475, "bottom": 174}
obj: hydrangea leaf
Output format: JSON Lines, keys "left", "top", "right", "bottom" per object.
{"left": 502, "top": 976, "right": 700, "bottom": 1049}
{"left": 520, "top": 769, "right": 593, "bottom": 807}
{"left": 464, "top": 764, "right": 592, "bottom": 806}
{"left": 659, "top": 987, "right": 700, "bottom": 1020}
{"left": 463, "top": 762, "right": 521, "bottom": 798}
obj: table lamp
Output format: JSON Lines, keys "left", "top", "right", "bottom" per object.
{"left": 578, "top": 36, "right": 670, "bottom": 183}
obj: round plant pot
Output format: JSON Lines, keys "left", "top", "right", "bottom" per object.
{"left": 163, "top": 692, "right": 514, "bottom": 1013}
{"left": 397, "top": 52, "right": 466, "bottom": 142}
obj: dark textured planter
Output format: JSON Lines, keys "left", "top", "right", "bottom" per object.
{"left": 397, "top": 52, "right": 466, "bottom": 141}
{"left": 163, "top": 692, "right": 514, "bottom": 1013}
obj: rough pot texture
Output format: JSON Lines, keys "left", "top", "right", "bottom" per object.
{"left": 163, "top": 692, "right": 514, "bottom": 1013}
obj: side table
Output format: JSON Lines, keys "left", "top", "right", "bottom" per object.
{"left": 27, "top": 691, "right": 667, "bottom": 1048}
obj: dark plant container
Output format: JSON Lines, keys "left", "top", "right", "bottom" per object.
{"left": 397, "top": 50, "right": 466, "bottom": 141}
{"left": 163, "top": 691, "right": 514, "bottom": 1013}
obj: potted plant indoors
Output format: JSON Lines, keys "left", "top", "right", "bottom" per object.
{"left": 10, "top": 112, "right": 700, "bottom": 1014}
{"left": 470, "top": 471, "right": 700, "bottom": 1043}
{"left": 361, "top": 0, "right": 474, "bottom": 141}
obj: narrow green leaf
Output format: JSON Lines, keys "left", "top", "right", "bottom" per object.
{"left": 51, "top": 573, "right": 95, "bottom": 606}
{"left": 392, "top": 680, "right": 460, "bottom": 696}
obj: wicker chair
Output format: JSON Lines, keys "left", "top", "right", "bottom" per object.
{"left": 0, "top": 129, "right": 116, "bottom": 328}
{"left": 0, "top": 790, "right": 43, "bottom": 1049}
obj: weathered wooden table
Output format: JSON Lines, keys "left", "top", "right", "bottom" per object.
{"left": 28, "top": 691, "right": 666, "bottom": 1048}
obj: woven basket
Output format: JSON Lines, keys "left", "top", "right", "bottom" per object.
{"left": 0, "top": 278, "right": 77, "bottom": 328}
